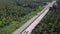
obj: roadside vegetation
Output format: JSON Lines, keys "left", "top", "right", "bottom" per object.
{"left": 0, "top": 0, "right": 44, "bottom": 34}
{"left": 32, "top": 8, "right": 60, "bottom": 34}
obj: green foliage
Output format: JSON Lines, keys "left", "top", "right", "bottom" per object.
{"left": 0, "top": 0, "right": 44, "bottom": 34}
{"left": 0, "top": 0, "right": 53, "bottom": 34}
{"left": 32, "top": 8, "right": 60, "bottom": 34}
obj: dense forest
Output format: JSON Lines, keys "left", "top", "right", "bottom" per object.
{"left": 0, "top": 0, "right": 54, "bottom": 34}
{"left": 0, "top": 0, "right": 43, "bottom": 27}
{"left": 32, "top": 8, "right": 60, "bottom": 34}
{"left": 0, "top": 0, "right": 44, "bottom": 34}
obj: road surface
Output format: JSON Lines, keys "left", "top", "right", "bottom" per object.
{"left": 22, "top": 6, "right": 50, "bottom": 34}
{"left": 12, "top": 1, "right": 56, "bottom": 34}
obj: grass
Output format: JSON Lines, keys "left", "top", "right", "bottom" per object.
{"left": 0, "top": 6, "right": 43, "bottom": 34}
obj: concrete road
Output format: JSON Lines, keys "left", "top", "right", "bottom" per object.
{"left": 22, "top": 6, "right": 50, "bottom": 34}
{"left": 12, "top": 1, "right": 56, "bottom": 34}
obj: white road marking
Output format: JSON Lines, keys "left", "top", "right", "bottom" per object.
{"left": 22, "top": 7, "right": 50, "bottom": 34}
{"left": 12, "top": 1, "right": 56, "bottom": 34}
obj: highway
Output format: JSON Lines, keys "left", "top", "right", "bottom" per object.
{"left": 22, "top": 6, "right": 50, "bottom": 34}
{"left": 12, "top": 1, "right": 56, "bottom": 34}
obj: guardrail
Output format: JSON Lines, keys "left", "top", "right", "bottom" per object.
{"left": 12, "top": 1, "right": 56, "bottom": 34}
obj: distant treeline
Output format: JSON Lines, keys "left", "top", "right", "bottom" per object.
{"left": 13, "top": 0, "right": 52, "bottom": 8}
